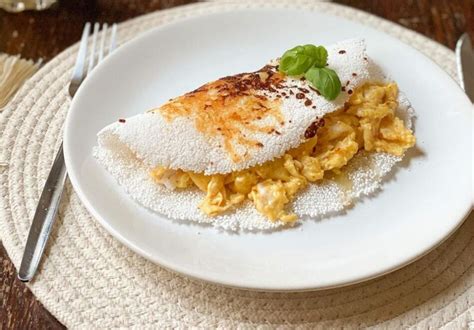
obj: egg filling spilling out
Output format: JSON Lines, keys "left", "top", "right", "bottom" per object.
{"left": 150, "top": 83, "right": 415, "bottom": 223}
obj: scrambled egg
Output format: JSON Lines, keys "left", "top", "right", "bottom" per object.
{"left": 150, "top": 83, "right": 416, "bottom": 223}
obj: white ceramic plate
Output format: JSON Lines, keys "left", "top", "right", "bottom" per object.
{"left": 63, "top": 8, "right": 473, "bottom": 291}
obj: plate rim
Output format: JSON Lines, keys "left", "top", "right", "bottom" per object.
{"left": 63, "top": 7, "right": 473, "bottom": 291}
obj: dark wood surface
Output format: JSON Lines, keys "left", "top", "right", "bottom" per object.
{"left": 0, "top": 0, "right": 472, "bottom": 328}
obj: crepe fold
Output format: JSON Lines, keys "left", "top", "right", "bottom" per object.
{"left": 94, "top": 39, "right": 416, "bottom": 231}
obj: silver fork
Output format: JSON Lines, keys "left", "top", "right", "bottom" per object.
{"left": 18, "top": 22, "right": 118, "bottom": 282}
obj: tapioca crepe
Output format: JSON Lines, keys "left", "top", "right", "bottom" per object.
{"left": 94, "top": 39, "right": 416, "bottom": 231}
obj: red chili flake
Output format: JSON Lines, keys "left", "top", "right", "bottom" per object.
{"left": 217, "top": 127, "right": 222, "bottom": 131}
{"left": 352, "top": 73, "right": 357, "bottom": 77}
{"left": 304, "top": 99, "right": 312, "bottom": 106}
{"left": 214, "top": 64, "right": 287, "bottom": 98}
{"left": 281, "top": 92, "right": 286, "bottom": 96}
{"left": 338, "top": 50, "right": 346, "bottom": 54}
{"left": 296, "top": 93, "right": 305, "bottom": 99}
{"left": 341, "top": 86, "right": 346, "bottom": 92}
{"left": 348, "top": 89, "right": 353, "bottom": 94}
{"left": 256, "top": 142, "right": 264, "bottom": 147}
{"left": 274, "top": 130, "right": 282, "bottom": 135}
{"left": 118, "top": 119, "right": 126, "bottom": 123}
{"left": 299, "top": 88, "right": 310, "bottom": 93}
{"left": 304, "top": 119, "right": 325, "bottom": 139}
{"left": 256, "top": 116, "right": 262, "bottom": 120}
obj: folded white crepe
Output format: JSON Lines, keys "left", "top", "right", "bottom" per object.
{"left": 94, "top": 39, "right": 415, "bottom": 231}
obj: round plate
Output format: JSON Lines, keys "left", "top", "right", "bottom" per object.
{"left": 63, "top": 8, "right": 473, "bottom": 291}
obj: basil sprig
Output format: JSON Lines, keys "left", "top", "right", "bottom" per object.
{"left": 304, "top": 67, "right": 341, "bottom": 101}
{"left": 278, "top": 44, "right": 342, "bottom": 101}
{"left": 279, "top": 45, "right": 328, "bottom": 75}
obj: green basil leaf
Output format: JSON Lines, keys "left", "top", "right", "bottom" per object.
{"left": 305, "top": 67, "right": 341, "bottom": 100}
{"left": 307, "top": 45, "right": 328, "bottom": 68}
{"left": 279, "top": 46, "right": 314, "bottom": 75}
{"left": 302, "top": 45, "right": 328, "bottom": 68}
{"left": 278, "top": 44, "right": 340, "bottom": 100}
{"left": 279, "top": 44, "right": 329, "bottom": 75}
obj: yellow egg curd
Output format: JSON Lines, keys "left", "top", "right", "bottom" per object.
{"left": 150, "top": 83, "right": 416, "bottom": 223}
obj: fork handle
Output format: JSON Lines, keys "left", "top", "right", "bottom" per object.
{"left": 18, "top": 143, "right": 67, "bottom": 282}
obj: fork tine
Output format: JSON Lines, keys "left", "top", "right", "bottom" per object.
{"left": 98, "top": 23, "right": 108, "bottom": 63}
{"left": 87, "top": 22, "right": 100, "bottom": 74}
{"left": 70, "top": 22, "right": 90, "bottom": 82}
{"left": 68, "top": 22, "right": 91, "bottom": 96}
{"left": 108, "top": 24, "right": 118, "bottom": 54}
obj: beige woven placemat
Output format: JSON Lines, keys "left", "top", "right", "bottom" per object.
{"left": 1, "top": 1, "right": 473, "bottom": 328}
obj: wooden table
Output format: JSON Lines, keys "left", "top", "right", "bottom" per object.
{"left": 0, "top": 0, "right": 472, "bottom": 328}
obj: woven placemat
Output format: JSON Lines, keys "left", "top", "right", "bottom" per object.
{"left": 1, "top": 1, "right": 473, "bottom": 328}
